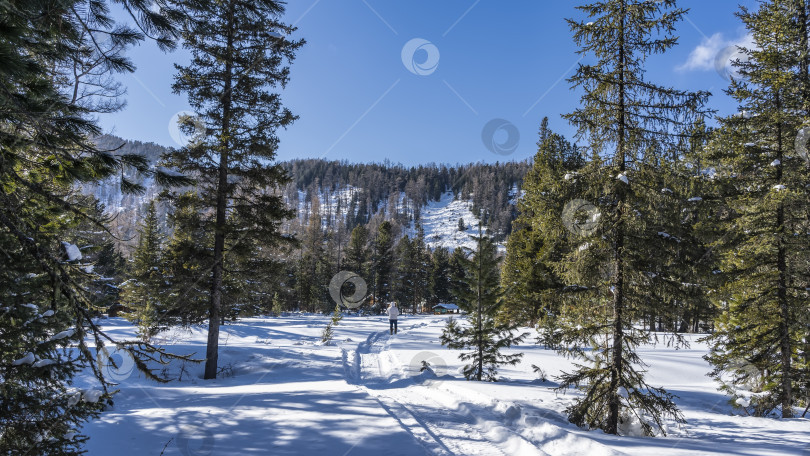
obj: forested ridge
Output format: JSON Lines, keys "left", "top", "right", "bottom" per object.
{"left": 86, "top": 134, "right": 529, "bottom": 250}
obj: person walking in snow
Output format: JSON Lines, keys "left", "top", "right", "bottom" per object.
{"left": 387, "top": 302, "right": 399, "bottom": 335}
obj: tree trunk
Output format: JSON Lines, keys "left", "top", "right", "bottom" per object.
{"left": 606, "top": 0, "right": 627, "bottom": 435}
{"left": 204, "top": 0, "right": 236, "bottom": 380}
{"left": 775, "top": 93, "right": 793, "bottom": 417}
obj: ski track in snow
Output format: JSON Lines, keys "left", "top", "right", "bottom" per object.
{"left": 341, "top": 325, "right": 614, "bottom": 456}
{"left": 79, "top": 315, "right": 810, "bottom": 456}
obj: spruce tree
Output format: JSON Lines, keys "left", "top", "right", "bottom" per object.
{"left": 701, "top": 0, "right": 810, "bottom": 418}
{"left": 165, "top": 0, "right": 303, "bottom": 379}
{"left": 0, "top": 1, "right": 187, "bottom": 453}
{"left": 500, "top": 120, "right": 581, "bottom": 328}
{"left": 555, "top": 0, "right": 710, "bottom": 435}
{"left": 440, "top": 219, "right": 527, "bottom": 381}
{"left": 321, "top": 304, "right": 343, "bottom": 344}
{"left": 394, "top": 236, "right": 416, "bottom": 311}
{"left": 429, "top": 247, "right": 453, "bottom": 306}
{"left": 344, "top": 225, "right": 370, "bottom": 278}
{"left": 372, "top": 221, "right": 395, "bottom": 305}
{"left": 121, "top": 201, "right": 166, "bottom": 340}
{"left": 296, "top": 198, "right": 326, "bottom": 312}
{"left": 412, "top": 225, "right": 431, "bottom": 313}
{"left": 161, "top": 192, "right": 214, "bottom": 326}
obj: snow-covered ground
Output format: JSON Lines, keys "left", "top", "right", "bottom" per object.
{"left": 414, "top": 192, "right": 493, "bottom": 252}
{"left": 80, "top": 315, "right": 810, "bottom": 455}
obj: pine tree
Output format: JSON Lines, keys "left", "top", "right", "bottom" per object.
{"left": 161, "top": 192, "right": 214, "bottom": 326}
{"left": 165, "top": 0, "right": 303, "bottom": 379}
{"left": 701, "top": 0, "right": 810, "bottom": 418}
{"left": 555, "top": 0, "right": 710, "bottom": 435}
{"left": 458, "top": 217, "right": 466, "bottom": 231}
{"left": 411, "top": 225, "right": 431, "bottom": 313}
{"left": 500, "top": 120, "right": 580, "bottom": 328}
{"left": 296, "top": 198, "right": 326, "bottom": 312}
{"left": 121, "top": 201, "right": 166, "bottom": 340}
{"left": 429, "top": 247, "right": 453, "bottom": 306}
{"left": 0, "top": 1, "right": 187, "bottom": 453}
{"left": 440, "top": 218, "right": 527, "bottom": 381}
{"left": 448, "top": 247, "right": 469, "bottom": 310}
{"left": 372, "top": 221, "right": 395, "bottom": 305}
{"left": 268, "top": 292, "right": 281, "bottom": 317}
{"left": 344, "top": 225, "right": 370, "bottom": 279}
{"left": 321, "top": 303, "right": 343, "bottom": 344}
{"left": 394, "top": 236, "right": 416, "bottom": 311}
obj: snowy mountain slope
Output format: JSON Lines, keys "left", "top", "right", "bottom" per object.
{"left": 411, "top": 191, "right": 487, "bottom": 252}
{"left": 79, "top": 316, "right": 810, "bottom": 455}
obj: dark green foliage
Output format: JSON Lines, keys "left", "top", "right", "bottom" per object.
{"left": 700, "top": 0, "right": 810, "bottom": 418}
{"left": 296, "top": 198, "right": 329, "bottom": 312}
{"left": 160, "top": 192, "right": 213, "bottom": 325}
{"left": 372, "top": 221, "right": 396, "bottom": 304}
{"left": 553, "top": 0, "right": 711, "bottom": 436}
{"left": 164, "top": 0, "right": 302, "bottom": 379}
{"left": 500, "top": 119, "right": 581, "bottom": 328}
{"left": 0, "top": 1, "right": 188, "bottom": 453}
{"left": 440, "top": 226, "right": 528, "bottom": 381}
{"left": 121, "top": 201, "right": 167, "bottom": 340}
{"left": 429, "top": 247, "right": 453, "bottom": 306}
{"left": 394, "top": 227, "right": 430, "bottom": 313}
{"left": 344, "top": 225, "right": 370, "bottom": 277}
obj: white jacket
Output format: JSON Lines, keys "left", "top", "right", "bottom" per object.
{"left": 387, "top": 305, "right": 399, "bottom": 320}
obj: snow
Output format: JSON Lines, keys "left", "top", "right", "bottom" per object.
{"left": 32, "top": 359, "right": 56, "bottom": 368}
{"left": 773, "top": 185, "right": 787, "bottom": 191}
{"left": 82, "top": 389, "right": 104, "bottom": 403}
{"left": 413, "top": 192, "right": 500, "bottom": 252}
{"left": 12, "top": 352, "right": 35, "bottom": 366}
{"left": 661, "top": 188, "right": 673, "bottom": 194}
{"left": 770, "top": 159, "right": 781, "bottom": 167}
{"left": 75, "top": 316, "right": 810, "bottom": 455}
{"left": 49, "top": 328, "right": 76, "bottom": 342}
{"left": 687, "top": 197, "right": 702, "bottom": 202}
{"left": 616, "top": 173, "right": 629, "bottom": 184}
{"left": 657, "top": 232, "right": 682, "bottom": 243}
{"left": 61, "top": 242, "right": 83, "bottom": 261}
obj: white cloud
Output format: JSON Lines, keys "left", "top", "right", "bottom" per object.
{"left": 677, "top": 32, "right": 753, "bottom": 72}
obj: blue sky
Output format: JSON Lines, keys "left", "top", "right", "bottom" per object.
{"left": 99, "top": 0, "right": 757, "bottom": 166}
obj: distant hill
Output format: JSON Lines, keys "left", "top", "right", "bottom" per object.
{"left": 84, "top": 135, "right": 530, "bottom": 253}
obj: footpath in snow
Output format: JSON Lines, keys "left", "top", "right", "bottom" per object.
{"left": 81, "top": 315, "right": 810, "bottom": 455}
